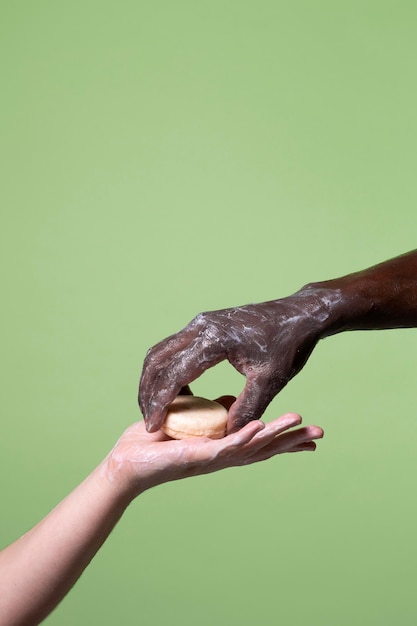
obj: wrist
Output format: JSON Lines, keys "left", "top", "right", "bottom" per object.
{"left": 89, "top": 462, "right": 136, "bottom": 511}
{"left": 99, "top": 451, "right": 158, "bottom": 502}
{"left": 295, "top": 281, "right": 369, "bottom": 338}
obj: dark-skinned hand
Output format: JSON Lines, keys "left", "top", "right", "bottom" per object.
{"left": 139, "top": 250, "right": 417, "bottom": 433}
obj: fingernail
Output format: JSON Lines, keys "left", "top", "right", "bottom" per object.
{"left": 148, "top": 422, "right": 160, "bottom": 433}
{"left": 145, "top": 414, "right": 157, "bottom": 432}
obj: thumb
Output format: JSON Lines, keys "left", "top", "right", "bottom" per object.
{"left": 226, "top": 373, "right": 276, "bottom": 432}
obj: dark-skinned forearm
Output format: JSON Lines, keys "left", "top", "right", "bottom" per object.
{"left": 301, "top": 250, "right": 417, "bottom": 337}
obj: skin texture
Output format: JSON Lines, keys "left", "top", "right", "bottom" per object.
{"left": 139, "top": 250, "right": 417, "bottom": 432}
{"left": 0, "top": 401, "right": 323, "bottom": 626}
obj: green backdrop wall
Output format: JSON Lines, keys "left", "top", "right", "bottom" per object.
{"left": 1, "top": 2, "right": 417, "bottom": 624}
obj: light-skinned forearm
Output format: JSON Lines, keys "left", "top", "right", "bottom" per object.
{"left": 0, "top": 415, "right": 324, "bottom": 624}
{"left": 0, "top": 461, "right": 137, "bottom": 626}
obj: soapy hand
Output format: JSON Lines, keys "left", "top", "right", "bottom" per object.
{"left": 140, "top": 250, "right": 417, "bottom": 433}
{"left": 106, "top": 400, "right": 324, "bottom": 495}
{"left": 139, "top": 290, "right": 336, "bottom": 433}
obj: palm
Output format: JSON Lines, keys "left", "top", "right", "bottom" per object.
{"left": 107, "top": 414, "right": 324, "bottom": 493}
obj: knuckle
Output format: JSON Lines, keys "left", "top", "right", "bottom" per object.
{"left": 144, "top": 346, "right": 157, "bottom": 361}
{"left": 191, "top": 311, "right": 211, "bottom": 327}
{"left": 190, "top": 312, "right": 220, "bottom": 342}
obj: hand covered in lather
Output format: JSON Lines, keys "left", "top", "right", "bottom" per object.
{"left": 106, "top": 405, "right": 324, "bottom": 496}
{"left": 139, "top": 290, "right": 335, "bottom": 433}
{"left": 139, "top": 250, "right": 417, "bottom": 433}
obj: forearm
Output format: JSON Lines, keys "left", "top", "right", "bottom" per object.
{"left": 0, "top": 461, "right": 137, "bottom": 626}
{"left": 301, "top": 250, "right": 417, "bottom": 336}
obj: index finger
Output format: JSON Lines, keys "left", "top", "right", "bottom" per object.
{"left": 139, "top": 327, "right": 226, "bottom": 431}
{"left": 138, "top": 342, "right": 189, "bottom": 430}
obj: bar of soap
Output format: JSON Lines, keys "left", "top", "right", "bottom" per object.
{"left": 161, "top": 395, "right": 228, "bottom": 440}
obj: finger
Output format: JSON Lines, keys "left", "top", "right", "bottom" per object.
{"left": 214, "top": 420, "right": 266, "bottom": 457}
{"left": 262, "top": 412, "right": 303, "bottom": 435}
{"left": 232, "top": 413, "right": 302, "bottom": 456}
{"left": 141, "top": 335, "right": 226, "bottom": 432}
{"left": 240, "top": 425, "right": 323, "bottom": 465}
{"left": 140, "top": 347, "right": 201, "bottom": 432}
{"left": 227, "top": 372, "right": 284, "bottom": 432}
{"left": 141, "top": 375, "right": 184, "bottom": 432}
{"left": 249, "top": 424, "right": 324, "bottom": 458}
{"left": 139, "top": 321, "right": 207, "bottom": 416}
{"left": 287, "top": 441, "right": 317, "bottom": 452}
{"left": 242, "top": 440, "right": 318, "bottom": 465}
{"left": 268, "top": 424, "right": 324, "bottom": 448}
{"left": 191, "top": 420, "right": 265, "bottom": 464}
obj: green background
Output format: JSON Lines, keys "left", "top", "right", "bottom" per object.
{"left": 1, "top": 1, "right": 417, "bottom": 624}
